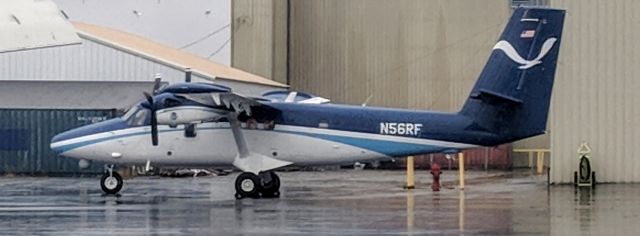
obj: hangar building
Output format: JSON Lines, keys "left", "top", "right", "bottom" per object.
{"left": 231, "top": 0, "right": 640, "bottom": 183}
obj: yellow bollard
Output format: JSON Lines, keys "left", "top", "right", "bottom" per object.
{"left": 405, "top": 156, "right": 415, "bottom": 189}
{"left": 536, "top": 152, "right": 545, "bottom": 175}
{"left": 458, "top": 152, "right": 465, "bottom": 190}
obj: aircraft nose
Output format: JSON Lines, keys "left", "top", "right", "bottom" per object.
{"left": 50, "top": 129, "right": 81, "bottom": 155}
{"left": 50, "top": 132, "right": 66, "bottom": 145}
{"left": 50, "top": 131, "right": 70, "bottom": 155}
{"left": 50, "top": 118, "right": 129, "bottom": 155}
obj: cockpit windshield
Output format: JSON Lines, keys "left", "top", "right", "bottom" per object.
{"left": 122, "top": 104, "right": 150, "bottom": 127}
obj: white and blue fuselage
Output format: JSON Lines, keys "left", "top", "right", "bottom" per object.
{"left": 50, "top": 106, "right": 478, "bottom": 168}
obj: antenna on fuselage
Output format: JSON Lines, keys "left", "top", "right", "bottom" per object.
{"left": 185, "top": 67, "right": 192, "bottom": 83}
{"left": 361, "top": 94, "right": 374, "bottom": 107}
{"left": 153, "top": 73, "right": 162, "bottom": 95}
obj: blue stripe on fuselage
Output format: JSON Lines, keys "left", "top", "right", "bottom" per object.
{"left": 51, "top": 129, "right": 176, "bottom": 154}
{"left": 274, "top": 130, "right": 443, "bottom": 157}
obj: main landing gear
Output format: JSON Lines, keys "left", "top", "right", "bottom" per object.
{"left": 101, "top": 165, "right": 123, "bottom": 195}
{"left": 234, "top": 171, "right": 280, "bottom": 199}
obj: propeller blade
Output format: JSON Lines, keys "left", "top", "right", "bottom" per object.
{"left": 143, "top": 91, "right": 159, "bottom": 146}
{"left": 150, "top": 110, "right": 158, "bottom": 146}
{"left": 143, "top": 92, "right": 154, "bottom": 104}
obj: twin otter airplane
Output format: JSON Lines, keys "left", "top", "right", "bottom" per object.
{"left": 50, "top": 7, "right": 565, "bottom": 199}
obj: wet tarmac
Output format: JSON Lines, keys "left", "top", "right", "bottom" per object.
{"left": 0, "top": 170, "right": 638, "bottom": 235}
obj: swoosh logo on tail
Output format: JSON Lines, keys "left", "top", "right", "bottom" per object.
{"left": 493, "top": 37, "right": 557, "bottom": 70}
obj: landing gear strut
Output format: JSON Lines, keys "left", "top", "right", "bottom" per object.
{"left": 101, "top": 165, "right": 123, "bottom": 195}
{"left": 234, "top": 171, "right": 280, "bottom": 199}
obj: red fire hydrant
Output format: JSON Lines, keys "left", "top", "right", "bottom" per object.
{"left": 430, "top": 163, "right": 442, "bottom": 191}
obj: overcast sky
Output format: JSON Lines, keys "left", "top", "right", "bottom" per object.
{"left": 54, "top": 0, "right": 231, "bottom": 65}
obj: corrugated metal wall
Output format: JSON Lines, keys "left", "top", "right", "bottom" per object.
{"left": 231, "top": 0, "right": 288, "bottom": 84}
{"left": 0, "top": 36, "right": 275, "bottom": 96}
{"left": 0, "top": 109, "right": 116, "bottom": 175}
{"left": 288, "top": 0, "right": 510, "bottom": 110}
{"left": 549, "top": 0, "right": 640, "bottom": 183}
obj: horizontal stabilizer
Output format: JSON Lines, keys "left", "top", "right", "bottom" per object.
{"left": 470, "top": 89, "right": 523, "bottom": 105}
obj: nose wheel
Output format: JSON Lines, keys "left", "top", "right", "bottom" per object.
{"left": 101, "top": 165, "right": 123, "bottom": 195}
{"left": 234, "top": 171, "right": 280, "bottom": 199}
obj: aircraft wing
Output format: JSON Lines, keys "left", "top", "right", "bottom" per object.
{"left": 176, "top": 92, "right": 275, "bottom": 117}
{"left": 0, "top": 0, "right": 81, "bottom": 53}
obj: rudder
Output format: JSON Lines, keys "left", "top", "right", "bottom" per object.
{"left": 459, "top": 7, "right": 566, "bottom": 143}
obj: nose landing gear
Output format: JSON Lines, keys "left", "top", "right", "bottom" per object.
{"left": 234, "top": 171, "right": 280, "bottom": 199}
{"left": 101, "top": 165, "right": 123, "bottom": 195}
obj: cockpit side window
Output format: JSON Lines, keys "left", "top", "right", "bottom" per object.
{"left": 121, "top": 105, "right": 140, "bottom": 121}
{"left": 126, "top": 107, "right": 150, "bottom": 127}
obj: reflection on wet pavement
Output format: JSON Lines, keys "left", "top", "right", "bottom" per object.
{"left": 0, "top": 170, "right": 638, "bottom": 235}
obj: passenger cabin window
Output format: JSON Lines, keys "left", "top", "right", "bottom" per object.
{"left": 185, "top": 124, "right": 197, "bottom": 138}
{"left": 318, "top": 120, "right": 329, "bottom": 129}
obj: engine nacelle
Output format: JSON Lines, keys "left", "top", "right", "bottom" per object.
{"left": 156, "top": 106, "right": 222, "bottom": 127}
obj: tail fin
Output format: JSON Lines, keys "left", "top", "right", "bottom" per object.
{"left": 459, "top": 7, "right": 565, "bottom": 143}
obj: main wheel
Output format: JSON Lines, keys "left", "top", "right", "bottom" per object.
{"left": 101, "top": 171, "right": 123, "bottom": 194}
{"left": 235, "top": 172, "right": 261, "bottom": 199}
{"left": 260, "top": 172, "right": 280, "bottom": 198}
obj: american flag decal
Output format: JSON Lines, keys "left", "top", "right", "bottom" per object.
{"left": 520, "top": 30, "right": 535, "bottom": 38}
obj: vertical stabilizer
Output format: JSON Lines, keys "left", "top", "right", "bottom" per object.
{"left": 459, "top": 7, "right": 565, "bottom": 142}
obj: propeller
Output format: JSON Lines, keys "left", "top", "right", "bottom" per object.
{"left": 145, "top": 76, "right": 163, "bottom": 146}
{"left": 143, "top": 91, "right": 159, "bottom": 146}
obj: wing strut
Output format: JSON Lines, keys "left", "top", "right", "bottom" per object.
{"left": 228, "top": 114, "right": 292, "bottom": 174}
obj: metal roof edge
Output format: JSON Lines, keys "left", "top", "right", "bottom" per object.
{"left": 76, "top": 31, "right": 212, "bottom": 79}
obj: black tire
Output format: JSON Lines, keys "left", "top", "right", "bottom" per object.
{"left": 260, "top": 172, "right": 281, "bottom": 198}
{"left": 101, "top": 171, "right": 123, "bottom": 194}
{"left": 579, "top": 156, "right": 591, "bottom": 182}
{"left": 235, "top": 172, "right": 261, "bottom": 199}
